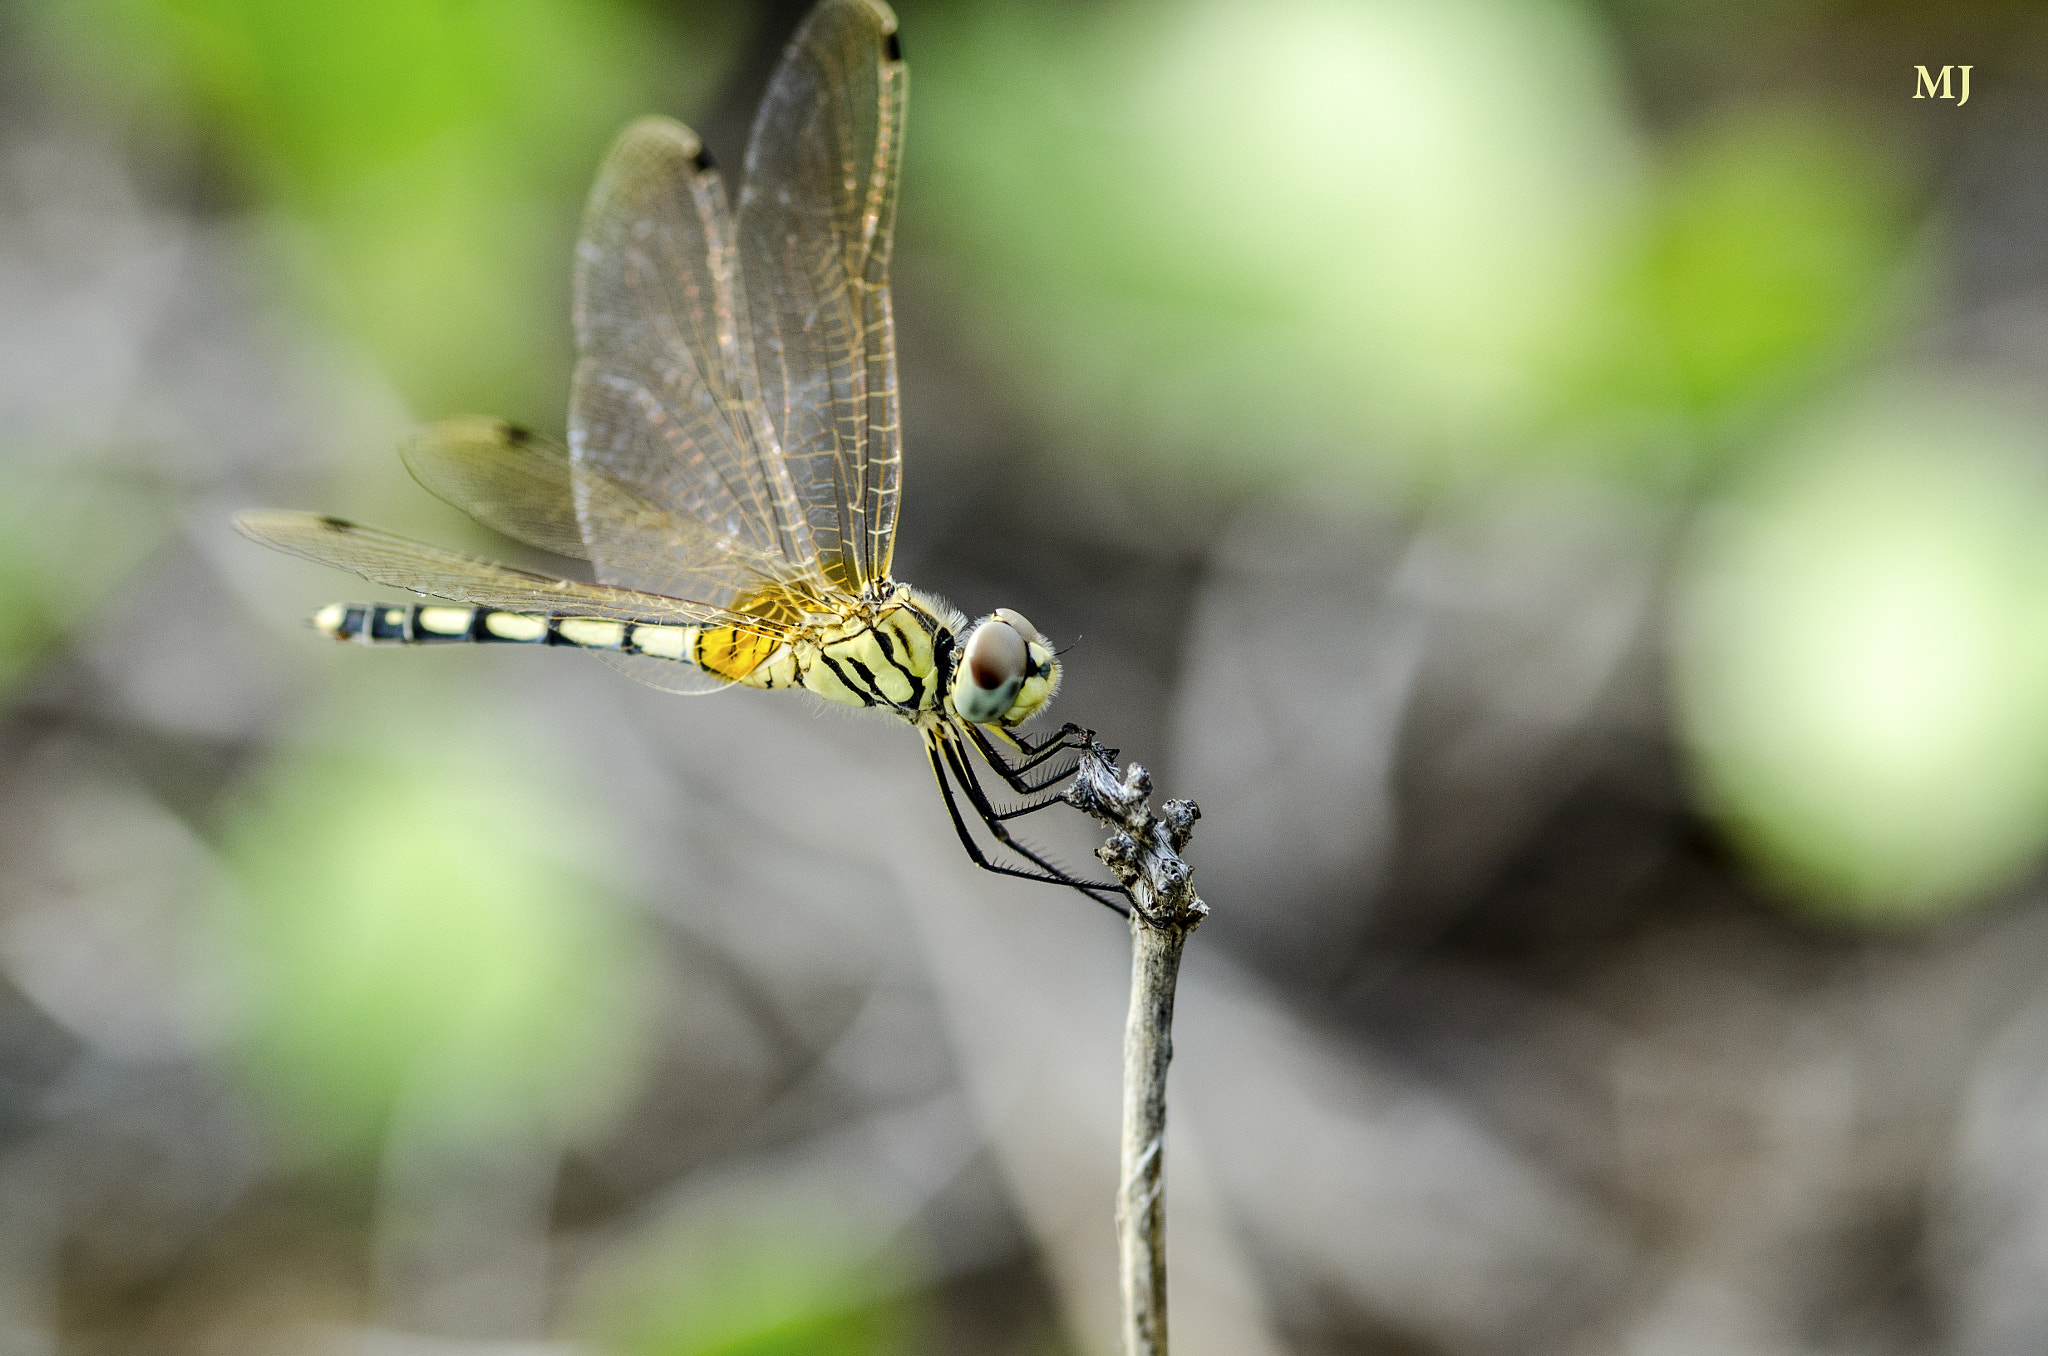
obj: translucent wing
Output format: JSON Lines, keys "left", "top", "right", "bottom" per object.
{"left": 233, "top": 510, "right": 799, "bottom": 639}
{"left": 591, "top": 650, "right": 731, "bottom": 696}
{"left": 739, "top": 0, "right": 906, "bottom": 593}
{"left": 400, "top": 416, "right": 822, "bottom": 613}
{"left": 400, "top": 416, "right": 591, "bottom": 559}
{"left": 570, "top": 116, "right": 819, "bottom": 609}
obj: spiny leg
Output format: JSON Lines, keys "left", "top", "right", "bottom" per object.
{"left": 925, "top": 737, "right": 1128, "bottom": 914}
{"left": 939, "top": 740, "right": 1130, "bottom": 916}
{"left": 954, "top": 733, "right": 1170, "bottom": 929}
{"left": 1011, "top": 721, "right": 1091, "bottom": 760}
{"left": 949, "top": 739, "right": 1080, "bottom": 823}
{"left": 974, "top": 727, "right": 1088, "bottom": 783}
{"left": 1007, "top": 721, "right": 1114, "bottom": 769}
{"left": 937, "top": 733, "right": 1138, "bottom": 916}
{"left": 966, "top": 722, "right": 1091, "bottom": 796}
{"left": 925, "top": 735, "right": 1129, "bottom": 915}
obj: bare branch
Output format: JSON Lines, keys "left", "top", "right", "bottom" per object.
{"left": 1065, "top": 742, "right": 1208, "bottom": 1356}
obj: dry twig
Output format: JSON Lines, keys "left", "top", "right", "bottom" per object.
{"left": 1064, "top": 743, "right": 1208, "bottom": 1356}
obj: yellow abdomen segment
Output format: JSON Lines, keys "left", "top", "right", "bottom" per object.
{"left": 698, "top": 625, "right": 780, "bottom": 681}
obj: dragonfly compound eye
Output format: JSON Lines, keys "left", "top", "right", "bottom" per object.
{"left": 954, "top": 617, "right": 1026, "bottom": 722}
{"left": 992, "top": 607, "right": 1042, "bottom": 646}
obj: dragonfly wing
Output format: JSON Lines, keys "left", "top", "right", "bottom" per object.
{"left": 739, "top": 0, "right": 905, "bottom": 594}
{"left": 571, "top": 115, "right": 819, "bottom": 606}
{"left": 400, "top": 416, "right": 809, "bottom": 612}
{"left": 589, "top": 650, "right": 735, "bottom": 696}
{"left": 400, "top": 416, "right": 590, "bottom": 559}
{"left": 233, "top": 510, "right": 792, "bottom": 636}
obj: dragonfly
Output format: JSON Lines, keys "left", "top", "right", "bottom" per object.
{"left": 235, "top": 0, "right": 1127, "bottom": 913}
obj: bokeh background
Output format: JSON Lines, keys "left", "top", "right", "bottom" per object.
{"left": 1, "top": 0, "right": 2045, "bottom": 1352}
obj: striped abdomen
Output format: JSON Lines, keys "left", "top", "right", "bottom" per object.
{"left": 311, "top": 601, "right": 756, "bottom": 674}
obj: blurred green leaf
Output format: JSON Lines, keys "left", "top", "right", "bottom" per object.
{"left": 1640, "top": 110, "right": 1915, "bottom": 426}
{"left": 1529, "top": 108, "right": 1917, "bottom": 485}
{"left": 217, "top": 742, "right": 650, "bottom": 1154}
{"left": 0, "top": 464, "right": 166, "bottom": 699}
{"left": 911, "top": 3, "right": 1927, "bottom": 498}
{"left": 0, "top": 524, "right": 70, "bottom": 699}
{"left": 38, "top": 0, "right": 739, "bottom": 425}
{"left": 1673, "top": 382, "right": 2048, "bottom": 923}
{"left": 909, "top": 0, "right": 1641, "bottom": 492}
{"left": 581, "top": 1207, "right": 915, "bottom": 1356}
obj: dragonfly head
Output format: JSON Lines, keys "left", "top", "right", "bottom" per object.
{"left": 950, "top": 608, "right": 1061, "bottom": 727}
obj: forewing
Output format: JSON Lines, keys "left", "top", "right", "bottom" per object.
{"left": 400, "top": 416, "right": 806, "bottom": 612}
{"left": 571, "top": 116, "right": 818, "bottom": 605}
{"left": 233, "top": 510, "right": 796, "bottom": 638}
{"left": 739, "top": 0, "right": 905, "bottom": 593}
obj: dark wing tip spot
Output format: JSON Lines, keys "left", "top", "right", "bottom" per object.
{"left": 504, "top": 423, "right": 534, "bottom": 445}
{"left": 315, "top": 515, "right": 355, "bottom": 532}
{"left": 884, "top": 31, "right": 902, "bottom": 62}
{"left": 692, "top": 146, "right": 717, "bottom": 171}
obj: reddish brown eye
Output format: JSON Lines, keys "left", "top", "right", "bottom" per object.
{"left": 954, "top": 618, "right": 1029, "bottom": 722}
{"left": 965, "top": 618, "right": 1026, "bottom": 691}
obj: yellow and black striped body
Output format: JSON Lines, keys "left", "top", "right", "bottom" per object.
{"left": 312, "top": 584, "right": 969, "bottom": 716}
{"left": 787, "top": 589, "right": 952, "bottom": 713}
{"left": 314, "top": 600, "right": 709, "bottom": 665}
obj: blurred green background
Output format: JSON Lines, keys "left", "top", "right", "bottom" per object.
{"left": 2, "top": 0, "right": 2047, "bottom": 1353}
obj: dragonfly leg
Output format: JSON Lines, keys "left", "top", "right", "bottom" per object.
{"left": 1010, "top": 721, "right": 1093, "bottom": 760}
{"left": 953, "top": 733, "right": 1170, "bottom": 929}
{"left": 925, "top": 736, "right": 1131, "bottom": 915}
{"left": 957, "top": 743, "right": 1083, "bottom": 822}
{"left": 940, "top": 735, "right": 1151, "bottom": 919}
{"left": 966, "top": 723, "right": 1089, "bottom": 795}
{"left": 1004, "top": 721, "right": 1115, "bottom": 771}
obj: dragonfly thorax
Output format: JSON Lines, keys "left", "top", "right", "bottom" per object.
{"left": 749, "top": 586, "right": 1059, "bottom": 731}
{"left": 762, "top": 584, "right": 948, "bottom": 713}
